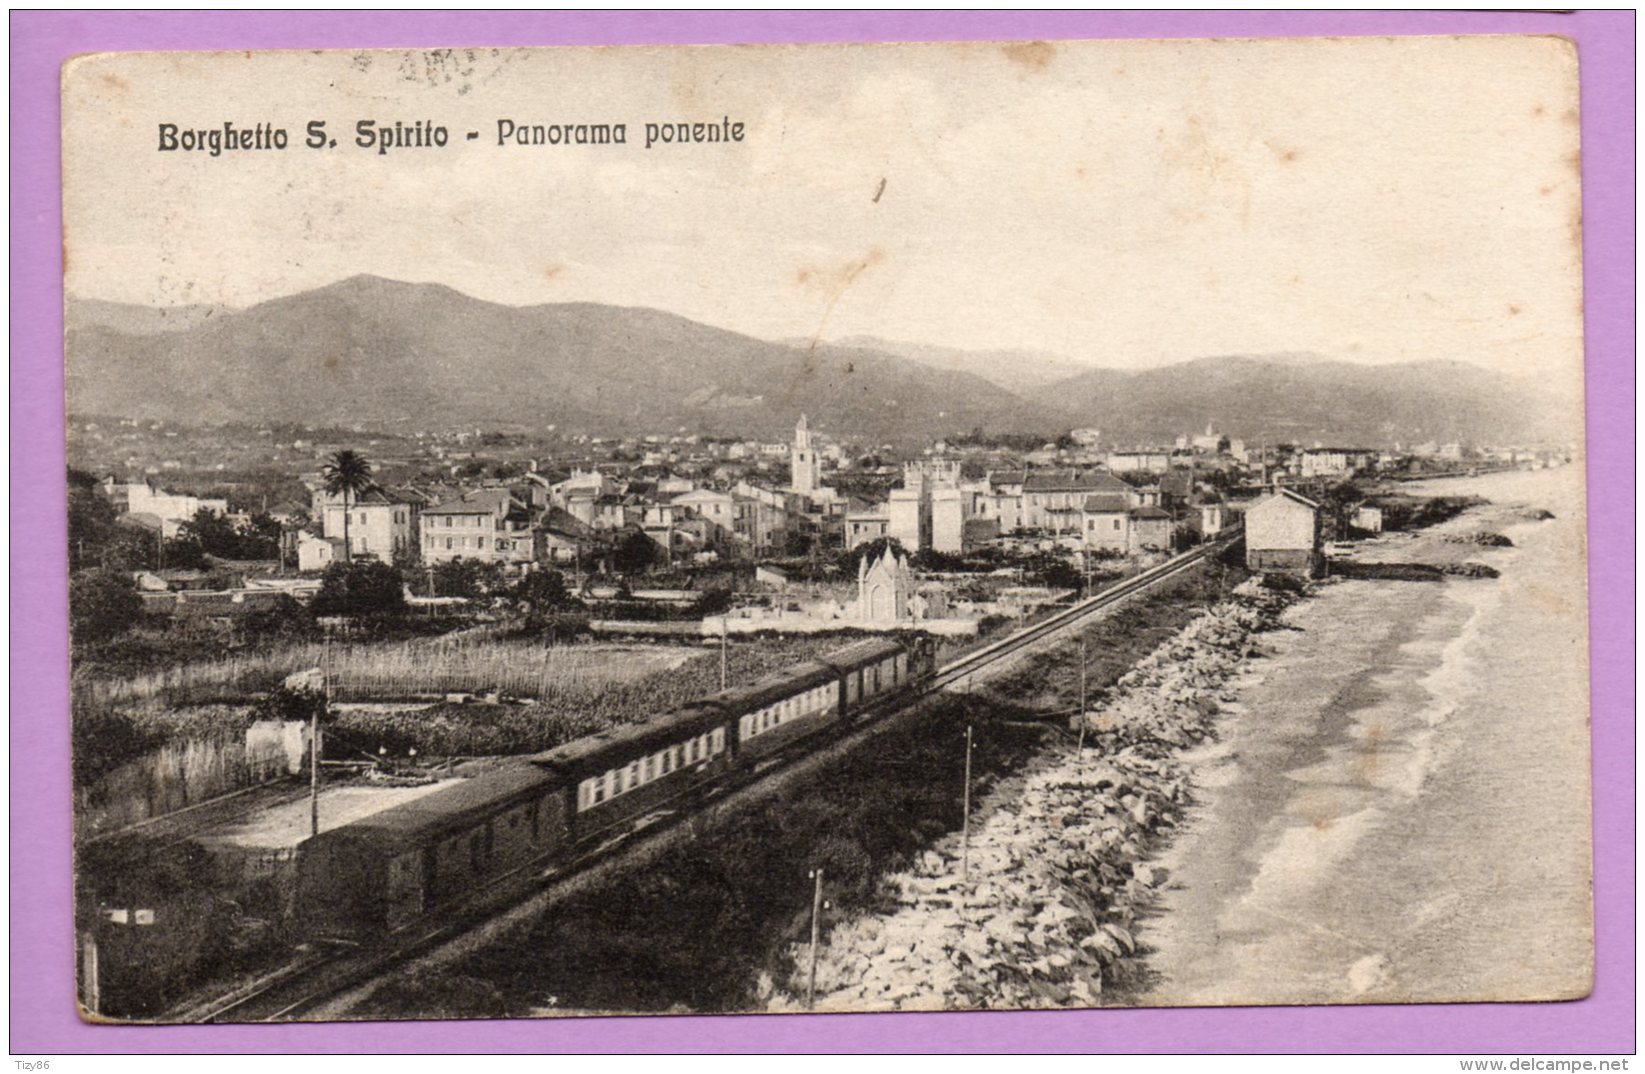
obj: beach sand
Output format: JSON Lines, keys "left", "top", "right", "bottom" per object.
{"left": 1137, "top": 466, "right": 1592, "bottom": 1006}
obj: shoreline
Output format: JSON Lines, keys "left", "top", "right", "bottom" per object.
{"left": 1137, "top": 465, "right": 1592, "bottom": 1007}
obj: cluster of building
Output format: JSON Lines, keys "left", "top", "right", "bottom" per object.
{"left": 292, "top": 416, "right": 848, "bottom": 573}
{"left": 842, "top": 462, "right": 1203, "bottom": 557}
{"left": 88, "top": 411, "right": 1575, "bottom": 596}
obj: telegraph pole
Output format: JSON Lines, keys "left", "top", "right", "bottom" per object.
{"left": 312, "top": 638, "right": 329, "bottom": 838}
{"left": 719, "top": 615, "right": 729, "bottom": 690}
{"left": 960, "top": 723, "right": 974, "bottom": 882}
{"left": 79, "top": 932, "right": 100, "bottom": 1017}
{"left": 1077, "top": 635, "right": 1088, "bottom": 753}
{"left": 806, "top": 867, "right": 825, "bottom": 1010}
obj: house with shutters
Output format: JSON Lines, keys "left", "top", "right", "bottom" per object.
{"left": 1021, "top": 469, "right": 1136, "bottom": 534}
{"left": 420, "top": 487, "right": 536, "bottom": 566}
{"left": 312, "top": 484, "right": 427, "bottom": 563}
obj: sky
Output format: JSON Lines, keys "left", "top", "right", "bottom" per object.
{"left": 63, "top": 37, "right": 1583, "bottom": 384}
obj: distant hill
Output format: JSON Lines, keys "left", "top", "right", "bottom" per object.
{"left": 65, "top": 276, "right": 1048, "bottom": 442}
{"left": 69, "top": 297, "right": 233, "bottom": 335}
{"left": 822, "top": 335, "right": 1089, "bottom": 395}
{"left": 1029, "top": 354, "right": 1563, "bottom": 447}
{"left": 65, "top": 277, "right": 1559, "bottom": 448}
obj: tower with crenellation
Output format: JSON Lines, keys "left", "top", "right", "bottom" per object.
{"left": 789, "top": 414, "right": 821, "bottom": 496}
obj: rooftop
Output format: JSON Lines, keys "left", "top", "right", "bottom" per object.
{"left": 1023, "top": 469, "right": 1131, "bottom": 494}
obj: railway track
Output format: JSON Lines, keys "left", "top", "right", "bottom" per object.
{"left": 932, "top": 531, "right": 1238, "bottom": 692}
{"left": 172, "top": 532, "right": 1238, "bottom": 1024}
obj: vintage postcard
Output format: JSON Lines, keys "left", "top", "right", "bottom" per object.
{"left": 62, "top": 36, "right": 1590, "bottom": 1023}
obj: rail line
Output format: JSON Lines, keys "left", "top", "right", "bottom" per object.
{"left": 171, "top": 533, "right": 1238, "bottom": 1024}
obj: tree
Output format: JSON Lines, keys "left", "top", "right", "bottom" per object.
{"left": 101, "top": 525, "right": 160, "bottom": 572}
{"left": 321, "top": 449, "right": 374, "bottom": 564}
{"left": 838, "top": 536, "right": 909, "bottom": 575}
{"left": 67, "top": 469, "right": 117, "bottom": 571}
{"left": 180, "top": 508, "right": 283, "bottom": 561}
{"left": 241, "top": 594, "right": 315, "bottom": 640}
{"left": 310, "top": 560, "right": 406, "bottom": 618}
{"left": 252, "top": 683, "right": 328, "bottom": 724}
{"left": 612, "top": 529, "right": 661, "bottom": 575}
{"left": 69, "top": 569, "right": 144, "bottom": 644}
{"left": 512, "top": 568, "right": 572, "bottom": 611}
{"left": 161, "top": 532, "right": 207, "bottom": 571}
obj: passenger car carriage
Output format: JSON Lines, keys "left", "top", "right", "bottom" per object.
{"left": 296, "top": 635, "right": 933, "bottom": 937}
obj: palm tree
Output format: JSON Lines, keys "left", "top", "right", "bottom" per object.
{"left": 321, "top": 449, "right": 374, "bottom": 564}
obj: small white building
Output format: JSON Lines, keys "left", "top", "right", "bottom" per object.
{"left": 101, "top": 478, "right": 229, "bottom": 538}
{"left": 856, "top": 547, "right": 917, "bottom": 622}
{"left": 296, "top": 531, "right": 344, "bottom": 573}
{"left": 1244, "top": 489, "right": 1322, "bottom": 577}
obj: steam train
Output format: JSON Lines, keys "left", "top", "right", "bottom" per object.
{"left": 296, "top": 636, "right": 935, "bottom": 936}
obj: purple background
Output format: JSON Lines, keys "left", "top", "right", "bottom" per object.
{"left": 10, "top": 11, "right": 1634, "bottom": 1054}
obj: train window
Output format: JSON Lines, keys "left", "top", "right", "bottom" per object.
{"left": 642, "top": 756, "right": 653, "bottom": 782}
{"left": 628, "top": 761, "right": 640, "bottom": 788}
{"left": 606, "top": 769, "right": 619, "bottom": 798}
{"left": 711, "top": 728, "right": 725, "bottom": 753}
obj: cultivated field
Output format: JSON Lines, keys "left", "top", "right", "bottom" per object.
{"left": 74, "top": 636, "right": 702, "bottom": 709}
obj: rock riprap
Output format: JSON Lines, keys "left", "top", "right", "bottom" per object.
{"left": 763, "top": 578, "right": 1297, "bottom": 1013}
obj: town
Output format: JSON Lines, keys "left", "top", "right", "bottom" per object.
{"left": 68, "top": 411, "right": 1565, "bottom": 638}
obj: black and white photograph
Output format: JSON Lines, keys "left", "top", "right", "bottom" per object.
{"left": 62, "top": 37, "right": 1591, "bottom": 1023}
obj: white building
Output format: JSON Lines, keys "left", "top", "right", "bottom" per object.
{"left": 420, "top": 488, "right": 535, "bottom": 565}
{"left": 1299, "top": 448, "right": 1377, "bottom": 479}
{"left": 101, "top": 478, "right": 228, "bottom": 538}
{"left": 1245, "top": 489, "right": 1322, "bottom": 577}
{"left": 313, "top": 485, "right": 425, "bottom": 562}
{"left": 789, "top": 414, "right": 821, "bottom": 496}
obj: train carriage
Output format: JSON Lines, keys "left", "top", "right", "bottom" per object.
{"left": 710, "top": 659, "right": 844, "bottom": 766}
{"left": 817, "top": 637, "right": 922, "bottom": 715}
{"left": 294, "top": 636, "right": 936, "bottom": 940}
{"left": 295, "top": 762, "right": 564, "bottom": 936}
{"left": 531, "top": 700, "right": 734, "bottom": 845}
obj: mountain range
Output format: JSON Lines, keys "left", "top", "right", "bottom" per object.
{"left": 65, "top": 275, "right": 1561, "bottom": 447}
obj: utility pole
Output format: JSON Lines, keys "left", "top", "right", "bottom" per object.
{"left": 960, "top": 722, "right": 974, "bottom": 882}
{"left": 79, "top": 931, "right": 100, "bottom": 1017}
{"left": 1077, "top": 635, "right": 1088, "bottom": 753}
{"left": 806, "top": 867, "right": 825, "bottom": 1010}
{"left": 719, "top": 615, "right": 728, "bottom": 690}
{"left": 312, "top": 637, "right": 329, "bottom": 838}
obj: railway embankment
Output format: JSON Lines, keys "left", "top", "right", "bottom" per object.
{"left": 343, "top": 559, "right": 1248, "bottom": 1019}
{"left": 764, "top": 578, "right": 1300, "bottom": 1012}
